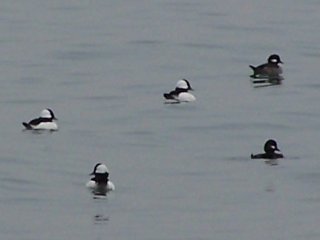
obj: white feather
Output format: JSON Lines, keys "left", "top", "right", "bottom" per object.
{"left": 31, "top": 121, "right": 58, "bottom": 131}
{"left": 86, "top": 180, "right": 115, "bottom": 192}
{"left": 178, "top": 92, "right": 196, "bottom": 102}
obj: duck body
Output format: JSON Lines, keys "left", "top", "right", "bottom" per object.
{"left": 250, "top": 54, "right": 283, "bottom": 77}
{"left": 86, "top": 163, "right": 115, "bottom": 196}
{"left": 163, "top": 79, "right": 196, "bottom": 103}
{"left": 251, "top": 152, "right": 284, "bottom": 159}
{"left": 22, "top": 108, "right": 58, "bottom": 131}
{"left": 86, "top": 180, "right": 115, "bottom": 194}
{"left": 163, "top": 89, "right": 196, "bottom": 102}
{"left": 23, "top": 118, "right": 58, "bottom": 130}
{"left": 251, "top": 139, "right": 284, "bottom": 159}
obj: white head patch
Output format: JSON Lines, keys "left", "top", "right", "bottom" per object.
{"left": 176, "top": 80, "right": 188, "bottom": 89}
{"left": 40, "top": 109, "right": 52, "bottom": 118}
{"left": 96, "top": 164, "right": 109, "bottom": 174}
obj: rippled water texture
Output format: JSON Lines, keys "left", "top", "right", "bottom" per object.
{"left": 1, "top": 0, "right": 320, "bottom": 239}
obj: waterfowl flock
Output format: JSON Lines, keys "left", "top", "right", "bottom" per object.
{"left": 20, "top": 53, "right": 286, "bottom": 197}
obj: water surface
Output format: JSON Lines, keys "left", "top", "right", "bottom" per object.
{"left": 1, "top": 0, "right": 320, "bottom": 239}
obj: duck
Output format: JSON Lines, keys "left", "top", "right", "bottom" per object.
{"left": 249, "top": 54, "right": 283, "bottom": 77}
{"left": 163, "top": 79, "right": 196, "bottom": 103}
{"left": 22, "top": 108, "right": 58, "bottom": 131}
{"left": 251, "top": 139, "right": 284, "bottom": 159}
{"left": 86, "top": 163, "right": 115, "bottom": 196}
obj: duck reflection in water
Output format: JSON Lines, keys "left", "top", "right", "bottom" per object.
{"left": 250, "top": 75, "right": 284, "bottom": 88}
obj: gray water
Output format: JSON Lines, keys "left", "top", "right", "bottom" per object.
{"left": 1, "top": 0, "right": 320, "bottom": 239}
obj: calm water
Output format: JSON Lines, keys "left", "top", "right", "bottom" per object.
{"left": 1, "top": 0, "right": 320, "bottom": 239}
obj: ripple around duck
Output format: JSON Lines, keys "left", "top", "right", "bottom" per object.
{"left": 224, "top": 156, "right": 253, "bottom": 162}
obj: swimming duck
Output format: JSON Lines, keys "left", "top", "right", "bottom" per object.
{"left": 163, "top": 79, "right": 196, "bottom": 103}
{"left": 251, "top": 139, "right": 284, "bottom": 159}
{"left": 249, "top": 54, "right": 283, "bottom": 77}
{"left": 22, "top": 108, "right": 58, "bottom": 131}
{"left": 86, "top": 163, "right": 115, "bottom": 196}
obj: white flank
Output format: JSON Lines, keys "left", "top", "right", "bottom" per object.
{"left": 178, "top": 92, "right": 196, "bottom": 102}
{"left": 31, "top": 122, "right": 58, "bottom": 131}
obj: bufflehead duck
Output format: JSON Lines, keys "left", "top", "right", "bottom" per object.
{"left": 22, "top": 108, "right": 58, "bottom": 131}
{"left": 249, "top": 54, "right": 283, "bottom": 77}
{"left": 163, "top": 79, "right": 196, "bottom": 103}
{"left": 86, "top": 163, "right": 115, "bottom": 196}
{"left": 251, "top": 139, "right": 284, "bottom": 159}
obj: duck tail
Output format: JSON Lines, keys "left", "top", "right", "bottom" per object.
{"left": 22, "top": 122, "right": 32, "bottom": 130}
{"left": 249, "top": 65, "right": 256, "bottom": 71}
{"left": 163, "top": 93, "right": 174, "bottom": 100}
